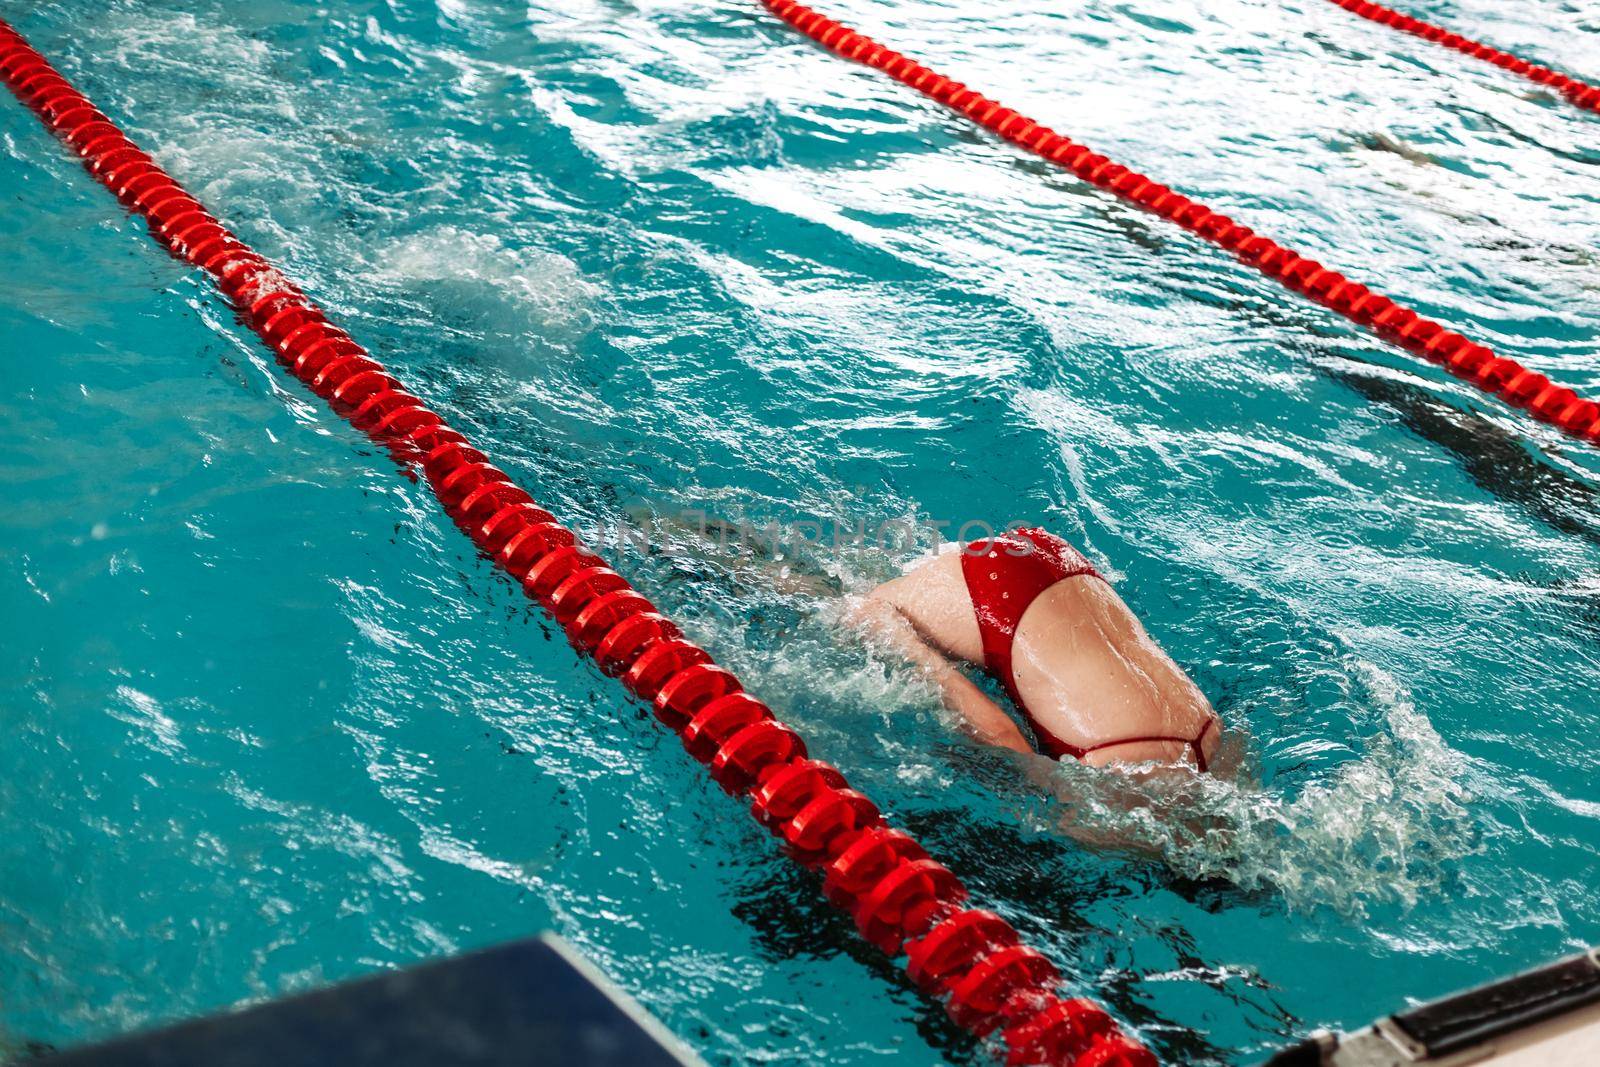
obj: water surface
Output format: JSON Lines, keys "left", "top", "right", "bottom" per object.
{"left": 2, "top": 1, "right": 1598, "bottom": 1063}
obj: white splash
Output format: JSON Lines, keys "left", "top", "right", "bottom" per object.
{"left": 372, "top": 225, "right": 597, "bottom": 339}
{"left": 1060, "top": 662, "right": 1484, "bottom": 918}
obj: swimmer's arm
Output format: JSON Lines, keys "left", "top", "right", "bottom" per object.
{"left": 936, "top": 669, "right": 1037, "bottom": 757}
{"left": 847, "top": 595, "right": 1034, "bottom": 756}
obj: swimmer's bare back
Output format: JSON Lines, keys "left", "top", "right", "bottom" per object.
{"left": 848, "top": 530, "right": 1220, "bottom": 771}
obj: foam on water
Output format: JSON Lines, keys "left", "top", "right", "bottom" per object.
{"left": 370, "top": 226, "right": 597, "bottom": 342}
{"left": 1065, "top": 661, "right": 1483, "bottom": 919}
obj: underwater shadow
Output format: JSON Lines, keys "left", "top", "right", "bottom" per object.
{"left": 1329, "top": 366, "right": 1600, "bottom": 548}
{"left": 729, "top": 803, "right": 1291, "bottom": 1065}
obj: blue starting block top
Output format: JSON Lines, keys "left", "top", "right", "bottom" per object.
{"left": 37, "top": 935, "right": 704, "bottom": 1067}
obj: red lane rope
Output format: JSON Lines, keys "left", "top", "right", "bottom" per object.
{"left": 1326, "top": 0, "right": 1600, "bottom": 114}
{"left": 0, "top": 17, "right": 1157, "bottom": 1067}
{"left": 759, "top": 0, "right": 1600, "bottom": 448}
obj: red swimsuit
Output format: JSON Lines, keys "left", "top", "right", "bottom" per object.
{"left": 959, "top": 529, "right": 1214, "bottom": 771}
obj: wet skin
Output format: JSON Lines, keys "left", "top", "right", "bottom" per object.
{"left": 850, "top": 545, "right": 1220, "bottom": 769}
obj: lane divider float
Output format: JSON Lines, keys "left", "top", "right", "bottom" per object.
{"left": 0, "top": 17, "right": 1155, "bottom": 1067}
{"left": 758, "top": 0, "right": 1600, "bottom": 447}
{"left": 1325, "top": 0, "right": 1600, "bottom": 114}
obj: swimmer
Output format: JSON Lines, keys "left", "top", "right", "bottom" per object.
{"left": 848, "top": 528, "right": 1220, "bottom": 772}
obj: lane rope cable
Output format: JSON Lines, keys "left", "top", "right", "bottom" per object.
{"left": 1325, "top": 0, "right": 1600, "bottom": 114}
{"left": 757, "top": 0, "right": 1600, "bottom": 448}
{"left": 0, "top": 17, "right": 1158, "bottom": 1067}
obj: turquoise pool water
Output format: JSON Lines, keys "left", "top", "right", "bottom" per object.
{"left": 2, "top": 0, "right": 1598, "bottom": 1063}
